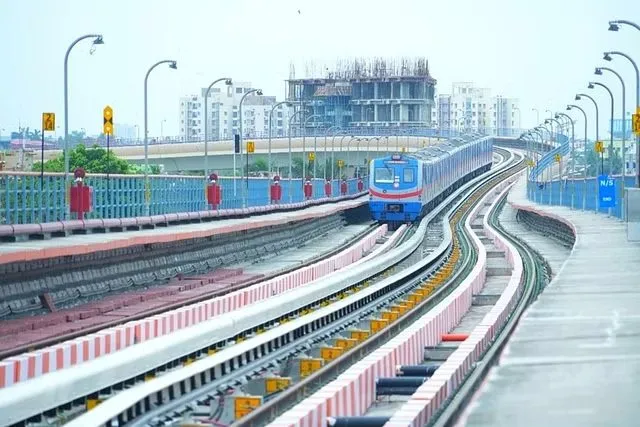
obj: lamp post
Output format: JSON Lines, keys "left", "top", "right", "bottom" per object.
{"left": 303, "top": 114, "right": 321, "bottom": 180}
{"left": 608, "top": 19, "right": 640, "bottom": 32}
{"left": 323, "top": 126, "right": 341, "bottom": 180}
{"left": 546, "top": 117, "right": 565, "bottom": 204}
{"left": 556, "top": 112, "right": 576, "bottom": 209}
{"left": 338, "top": 135, "right": 350, "bottom": 179}
{"left": 567, "top": 104, "right": 589, "bottom": 210}
{"left": 238, "top": 88, "right": 263, "bottom": 208}
{"left": 609, "top": 17, "right": 640, "bottom": 186}
{"left": 330, "top": 131, "right": 344, "bottom": 181}
{"left": 588, "top": 82, "right": 615, "bottom": 175}
{"left": 354, "top": 137, "right": 370, "bottom": 178}
{"left": 576, "top": 93, "right": 601, "bottom": 171}
{"left": 604, "top": 51, "right": 640, "bottom": 187}
{"left": 160, "top": 119, "right": 166, "bottom": 139}
{"left": 532, "top": 108, "right": 540, "bottom": 124}
{"left": 596, "top": 67, "right": 627, "bottom": 204}
{"left": 346, "top": 136, "right": 357, "bottom": 178}
{"left": 144, "top": 59, "right": 177, "bottom": 216}
{"left": 268, "top": 101, "right": 291, "bottom": 176}
{"left": 63, "top": 33, "right": 104, "bottom": 219}
{"left": 204, "top": 77, "right": 232, "bottom": 179}
{"left": 544, "top": 119, "right": 557, "bottom": 148}
{"left": 371, "top": 136, "right": 381, "bottom": 166}
{"left": 287, "top": 110, "right": 306, "bottom": 202}
{"left": 513, "top": 106, "right": 521, "bottom": 136}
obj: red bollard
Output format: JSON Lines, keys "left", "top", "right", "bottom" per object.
{"left": 357, "top": 177, "right": 364, "bottom": 192}
{"left": 270, "top": 175, "right": 282, "bottom": 204}
{"left": 340, "top": 179, "right": 348, "bottom": 196}
{"left": 303, "top": 177, "right": 313, "bottom": 200}
{"left": 206, "top": 172, "right": 222, "bottom": 209}
{"left": 324, "top": 179, "right": 332, "bottom": 197}
{"left": 69, "top": 168, "right": 92, "bottom": 220}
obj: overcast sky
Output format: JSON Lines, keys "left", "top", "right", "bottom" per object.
{"left": 1, "top": 0, "right": 639, "bottom": 138}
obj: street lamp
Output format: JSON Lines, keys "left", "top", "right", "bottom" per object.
{"left": 238, "top": 88, "right": 263, "bottom": 207}
{"left": 544, "top": 119, "right": 559, "bottom": 148}
{"left": 287, "top": 109, "right": 307, "bottom": 202}
{"left": 268, "top": 101, "right": 291, "bottom": 176}
{"left": 608, "top": 19, "right": 640, "bottom": 32}
{"left": 536, "top": 124, "right": 552, "bottom": 150}
{"left": 160, "top": 119, "right": 166, "bottom": 139}
{"left": 345, "top": 136, "right": 357, "bottom": 178}
{"left": 63, "top": 33, "right": 104, "bottom": 218}
{"left": 338, "top": 135, "right": 350, "bottom": 179}
{"left": 303, "top": 114, "right": 321, "bottom": 180}
{"left": 575, "top": 93, "right": 600, "bottom": 144}
{"left": 143, "top": 60, "right": 177, "bottom": 215}
{"left": 353, "top": 137, "right": 369, "bottom": 178}
{"left": 604, "top": 52, "right": 639, "bottom": 105}
{"left": 331, "top": 131, "right": 345, "bottom": 181}
{"left": 323, "top": 126, "right": 341, "bottom": 180}
{"left": 596, "top": 66, "right": 627, "bottom": 190}
{"left": 556, "top": 112, "right": 576, "bottom": 208}
{"left": 567, "top": 104, "right": 589, "bottom": 210}
{"left": 532, "top": 108, "right": 540, "bottom": 124}
{"left": 204, "top": 77, "right": 232, "bottom": 179}
{"left": 588, "top": 81, "right": 615, "bottom": 175}
{"left": 604, "top": 51, "right": 640, "bottom": 187}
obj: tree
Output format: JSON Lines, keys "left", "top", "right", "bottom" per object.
{"left": 584, "top": 146, "right": 622, "bottom": 177}
{"left": 291, "top": 157, "right": 304, "bottom": 178}
{"left": 249, "top": 158, "right": 268, "bottom": 173}
{"left": 33, "top": 144, "right": 134, "bottom": 174}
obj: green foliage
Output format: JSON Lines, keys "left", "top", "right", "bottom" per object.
{"left": 32, "top": 144, "right": 137, "bottom": 174}
{"left": 249, "top": 158, "right": 268, "bottom": 173}
{"left": 584, "top": 146, "right": 622, "bottom": 177}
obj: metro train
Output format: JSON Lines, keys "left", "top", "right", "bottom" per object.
{"left": 368, "top": 137, "right": 494, "bottom": 223}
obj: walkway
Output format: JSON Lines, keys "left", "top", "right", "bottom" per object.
{"left": 458, "top": 176, "right": 640, "bottom": 426}
{"left": 0, "top": 196, "right": 367, "bottom": 264}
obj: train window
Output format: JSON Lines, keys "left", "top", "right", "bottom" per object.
{"left": 403, "top": 168, "right": 415, "bottom": 183}
{"left": 375, "top": 167, "right": 394, "bottom": 183}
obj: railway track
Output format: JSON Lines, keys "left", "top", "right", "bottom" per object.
{"left": 427, "top": 187, "right": 552, "bottom": 427}
{"left": 0, "top": 213, "right": 377, "bottom": 359}
{"left": 14, "top": 148, "right": 524, "bottom": 427}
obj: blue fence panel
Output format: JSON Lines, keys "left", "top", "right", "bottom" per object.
{"left": 527, "top": 174, "right": 636, "bottom": 220}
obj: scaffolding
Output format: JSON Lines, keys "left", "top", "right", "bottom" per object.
{"left": 286, "top": 57, "right": 437, "bottom": 133}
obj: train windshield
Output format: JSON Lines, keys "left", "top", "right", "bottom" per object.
{"left": 403, "top": 168, "right": 415, "bottom": 183}
{"left": 374, "top": 167, "right": 394, "bottom": 183}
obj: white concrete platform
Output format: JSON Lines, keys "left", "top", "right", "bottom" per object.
{"left": 459, "top": 176, "right": 640, "bottom": 427}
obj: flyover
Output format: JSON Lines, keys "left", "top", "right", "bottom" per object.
{"left": 43, "top": 136, "right": 446, "bottom": 173}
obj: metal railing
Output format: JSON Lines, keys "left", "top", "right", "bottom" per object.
{"left": 0, "top": 172, "right": 368, "bottom": 225}
{"left": 525, "top": 132, "right": 636, "bottom": 219}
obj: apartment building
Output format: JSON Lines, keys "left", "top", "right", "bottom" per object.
{"left": 432, "top": 82, "right": 520, "bottom": 135}
{"left": 179, "top": 81, "right": 289, "bottom": 141}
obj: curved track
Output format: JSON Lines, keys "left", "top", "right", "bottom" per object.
{"left": 30, "top": 148, "right": 525, "bottom": 427}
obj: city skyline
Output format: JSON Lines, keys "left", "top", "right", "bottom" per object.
{"left": 1, "top": 0, "right": 639, "bottom": 139}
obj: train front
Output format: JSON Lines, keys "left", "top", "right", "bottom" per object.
{"left": 368, "top": 154, "right": 422, "bottom": 223}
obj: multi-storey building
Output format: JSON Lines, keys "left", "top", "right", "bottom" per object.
{"left": 432, "top": 82, "right": 520, "bottom": 135}
{"left": 179, "top": 82, "right": 289, "bottom": 141}
{"left": 286, "top": 58, "right": 437, "bottom": 133}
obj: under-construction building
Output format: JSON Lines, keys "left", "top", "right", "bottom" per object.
{"left": 286, "top": 58, "right": 437, "bottom": 133}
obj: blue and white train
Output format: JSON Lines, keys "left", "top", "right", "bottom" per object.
{"left": 368, "top": 137, "right": 494, "bottom": 223}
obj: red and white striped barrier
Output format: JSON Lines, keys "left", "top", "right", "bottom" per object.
{"left": 384, "top": 176, "right": 524, "bottom": 427}
{"left": 0, "top": 225, "right": 388, "bottom": 389}
{"left": 268, "top": 176, "right": 523, "bottom": 427}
